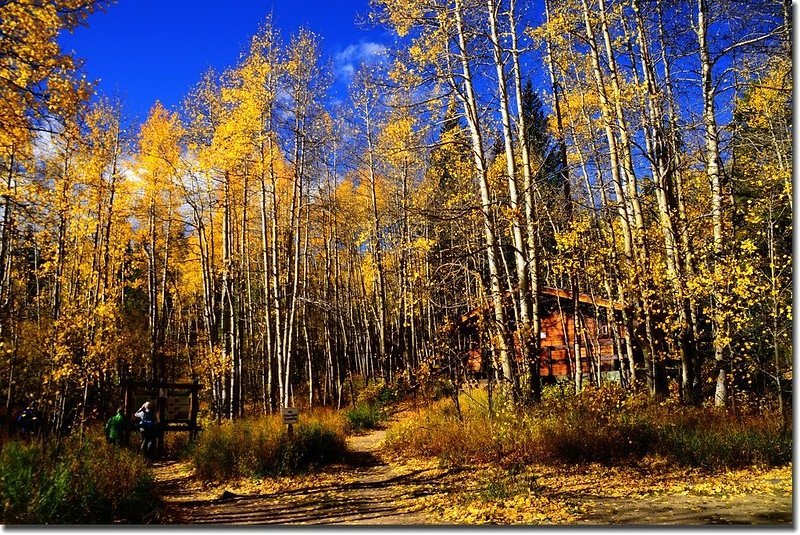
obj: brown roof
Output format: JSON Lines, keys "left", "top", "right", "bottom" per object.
{"left": 456, "top": 286, "right": 623, "bottom": 326}
{"left": 539, "top": 286, "right": 623, "bottom": 311}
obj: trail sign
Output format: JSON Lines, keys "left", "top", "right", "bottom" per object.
{"left": 282, "top": 407, "right": 299, "bottom": 425}
{"left": 122, "top": 379, "right": 202, "bottom": 444}
{"left": 166, "top": 392, "right": 191, "bottom": 422}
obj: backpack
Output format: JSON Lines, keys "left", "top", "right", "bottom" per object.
{"left": 140, "top": 410, "right": 156, "bottom": 432}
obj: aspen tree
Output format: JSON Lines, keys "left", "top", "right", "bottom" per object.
{"left": 183, "top": 69, "right": 223, "bottom": 399}
{"left": 486, "top": 0, "right": 531, "bottom": 401}
{"left": 282, "top": 28, "right": 328, "bottom": 404}
{"left": 136, "top": 102, "right": 184, "bottom": 381}
{"left": 695, "top": 0, "right": 730, "bottom": 406}
{"left": 627, "top": 0, "right": 698, "bottom": 402}
{"left": 694, "top": 0, "right": 783, "bottom": 406}
{"left": 454, "top": 0, "right": 516, "bottom": 392}
{"left": 350, "top": 66, "right": 391, "bottom": 382}
{"left": 377, "top": 100, "right": 424, "bottom": 383}
{"left": 732, "top": 54, "right": 791, "bottom": 421}
{"left": 576, "top": 0, "right": 669, "bottom": 395}
{"left": 508, "top": 0, "right": 542, "bottom": 402}
{"left": 0, "top": 0, "right": 106, "bottom": 148}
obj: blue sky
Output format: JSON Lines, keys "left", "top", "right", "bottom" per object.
{"left": 59, "top": 0, "right": 391, "bottom": 122}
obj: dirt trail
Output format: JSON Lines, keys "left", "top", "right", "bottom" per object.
{"left": 152, "top": 420, "right": 792, "bottom": 526}
{"left": 152, "top": 427, "right": 446, "bottom": 525}
{"left": 577, "top": 493, "right": 792, "bottom": 525}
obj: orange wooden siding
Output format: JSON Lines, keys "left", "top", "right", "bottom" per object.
{"left": 463, "top": 311, "right": 621, "bottom": 378}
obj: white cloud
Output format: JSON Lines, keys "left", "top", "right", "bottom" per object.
{"left": 31, "top": 116, "right": 65, "bottom": 161}
{"left": 334, "top": 41, "right": 388, "bottom": 81}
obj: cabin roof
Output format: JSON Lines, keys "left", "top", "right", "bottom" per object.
{"left": 539, "top": 287, "right": 622, "bottom": 311}
{"left": 456, "top": 286, "right": 623, "bottom": 326}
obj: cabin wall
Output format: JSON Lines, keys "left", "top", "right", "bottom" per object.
{"left": 460, "top": 310, "right": 622, "bottom": 382}
{"left": 538, "top": 312, "right": 619, "bottom": 380}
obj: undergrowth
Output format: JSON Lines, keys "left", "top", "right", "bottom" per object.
{"left": 344, "top": 403, "right": 388, "bottom": 432}
{"left": 190, "top": 410, "right": 347, "bottom": 481}
{"left": 385, "top": 384, "right": 791, "bottom": 470}
{"left": 0, "top": 432, "right": 156, "bottom": 524}
{"left": 342, "top": 377, "right": 401, "bottom": 432}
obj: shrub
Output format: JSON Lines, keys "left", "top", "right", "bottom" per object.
{"left": 291, "top": 420, "right": 347, "bottom": 467}
{"left": 355, "top": 379, "right": 403, "bottom": 407}
{"left": 653, "top": 412, "right": 792, "bottom": 469}
{"left": 344, "top": 403, "right": 387, "bottom": 433}
{"left": 0, "top": 432, "right": 156, "bottom": 524}
{"left": 162, "top": 431, "right": 191, "bottom": 459}
{"left": 190, "top": 411, "right": 347, "bottom": 481}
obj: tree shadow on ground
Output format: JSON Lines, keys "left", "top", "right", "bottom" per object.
{"left": 343, "top": 446, "right": 385, "bottom": 469}
{"left": 154, "top": 450, "right": 462, "bottom": 526}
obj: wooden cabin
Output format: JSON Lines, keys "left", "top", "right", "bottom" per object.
{"left": 455, "top": 287, "right": 625, "bottom": 384}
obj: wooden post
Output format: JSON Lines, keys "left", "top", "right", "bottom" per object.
{"left": 190, "top": 379, "right": 199, "bottom": 440}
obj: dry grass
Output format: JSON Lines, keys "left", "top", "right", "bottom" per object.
{"left": 0, "top": 431, "right": 156, "bottom": 524}
{"left": 190, "top": 408, "right": 347, "bottom": 481}
{"left": 385, "top": 384, "right": 791, "bottom": 470}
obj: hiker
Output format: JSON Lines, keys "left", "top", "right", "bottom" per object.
{"left": 17, "top": 402, "right": 40, "bottom": 439}
{"left": 105, "top": 407, "right": 126, "bottom": 445}
{"left": 134, "top": 401, "right": 159, "bottom": 460}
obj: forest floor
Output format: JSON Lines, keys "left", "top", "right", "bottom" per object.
{"left": 151, "top": 415, "right": 792, "bottom": 526}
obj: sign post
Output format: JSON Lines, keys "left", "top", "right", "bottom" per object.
{"left": 282, "top": 407, "right": 299, "bottom": 438}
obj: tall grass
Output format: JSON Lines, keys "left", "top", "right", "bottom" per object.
{"left": 190, "top": 410, "right": 347, "bottom": 481}
{"left": 0, "top": 433, "right": 156, "bottom": 524}
{"left": 385, "top": 384, "right": 791, "bottom": 470}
